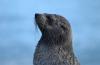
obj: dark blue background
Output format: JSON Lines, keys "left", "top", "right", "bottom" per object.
{"left": 0, "top": 0, "right": 100, "bottom": 65}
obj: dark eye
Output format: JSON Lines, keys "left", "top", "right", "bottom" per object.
{"left": 46, "top": 16, "right": 52, "bottom": 25}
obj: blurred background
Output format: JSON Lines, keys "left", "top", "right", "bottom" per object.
{"left": 0, "top": 0, "right": 100, "bottom": 65}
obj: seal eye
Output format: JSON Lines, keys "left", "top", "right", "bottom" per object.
{"left": 46, "top": 16, "right": 52, "bottom": 25}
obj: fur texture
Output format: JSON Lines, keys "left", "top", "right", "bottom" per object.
{"left": 33, "top": 13, "right": 80, "bottom": 65}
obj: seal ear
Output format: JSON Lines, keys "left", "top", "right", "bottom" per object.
{"left": 61, "top": 25, "right": 66, "bottom": 30}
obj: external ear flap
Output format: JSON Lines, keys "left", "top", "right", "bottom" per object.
{"left": 61, "top": 25, "right": 66, "bottom": 30}
{"left": 60, "top": 21, "right": 67, "bottom": 29}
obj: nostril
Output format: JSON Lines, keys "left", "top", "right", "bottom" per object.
{"left": 35, "top": 13, "right": 40, "bottom": 17}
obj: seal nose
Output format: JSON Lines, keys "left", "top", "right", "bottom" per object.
{"left": 35, "top": 13, "right": 40, "bottom": 18}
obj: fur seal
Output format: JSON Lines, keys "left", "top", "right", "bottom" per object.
{"left": 33, "top": 13, "right": 80, "bottom": 65}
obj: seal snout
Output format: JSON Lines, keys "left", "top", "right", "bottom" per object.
{"left": 35, "top": 13, "right": 45, "bottom": 19}
{"left": 35, "top": 13, "right": 40, "bottom": 18}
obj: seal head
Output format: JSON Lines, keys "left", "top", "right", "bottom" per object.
{"left": 35, "top": 13, "right": 71, "bottom": 44}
